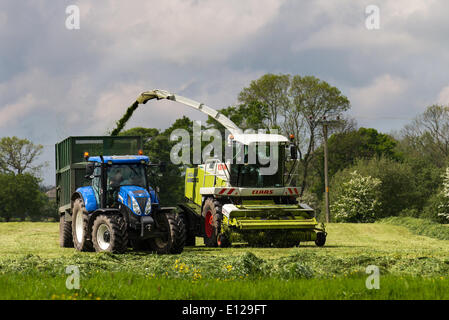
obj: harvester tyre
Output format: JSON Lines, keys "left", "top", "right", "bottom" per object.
{"left": 59, "top": 215, "right": 73, "bottom": 248}
{"left": 217, "top": 233, "right": 231, "bottom": 248}
{"left": 72, "top": 198, "right": 93, "bottom": 252}
{"left": 148, "top": 212, "right": 185, "bottom": 254}
{"left": 91, "top": 214, "right": 128, "bottom": 253}
{"left": 202, "top": 198, "right": 222, "bottom": 247}
{"left": 315, "top": 232, "right": 326, "bottom": 247}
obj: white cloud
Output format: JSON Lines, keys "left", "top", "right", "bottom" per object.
{"left": 437, "top": 85, "right": 449, "bottom": 105}
{"left": 80, "top": 0, "right": 283, "bottom": 64}
{"left": 0, "top": 94, "right": 40, "bottom": 127}
{"left": 349, "top": 74, "right": 408, "bottom": 118}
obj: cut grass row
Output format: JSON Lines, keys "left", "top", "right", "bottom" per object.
{"left": 0, "top": 219, "right": 448, "bottom": 299}
{"left": 380, "top": 216, "right": 449, "bottom": 241}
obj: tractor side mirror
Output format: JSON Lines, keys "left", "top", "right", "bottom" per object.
{"left": 85, "top": 162, "right": 95, "bottom": 178}
{"left": 290, "top": 144, "right": 298, "bottom": 160}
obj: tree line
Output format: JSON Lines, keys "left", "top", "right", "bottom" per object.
{"left": 2, "top": 73, "right": 449, "bottom": 224}
{"left": 0, "top": 137, "right": 56, "bottom": 222}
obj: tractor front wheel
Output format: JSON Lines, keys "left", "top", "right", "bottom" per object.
{"left": 148, "top": 212, "right": 185, "bottom": 254}
{"left": 91, "top": 214, "right": 128, "bottom": 253}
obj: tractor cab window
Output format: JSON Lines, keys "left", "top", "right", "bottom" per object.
{"left": 107, "top": 164, "right": 147, "bottom": 189}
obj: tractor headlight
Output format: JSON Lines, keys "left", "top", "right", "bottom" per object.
{"left": 131, "top": 197, "right": 141, "bottom": 214}
{"left": 144, "top": 198, "right": 152, "bottom": 215}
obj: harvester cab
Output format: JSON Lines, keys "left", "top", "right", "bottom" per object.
{"left": 59, "top": 151, "right": 185, "bottom": 254}
{"left": 117, "top": 89, "right": 326, "bottom": 248}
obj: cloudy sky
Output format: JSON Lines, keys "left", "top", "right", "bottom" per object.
{"left": 1, "top": 0, "right": 449, "bottom": 184}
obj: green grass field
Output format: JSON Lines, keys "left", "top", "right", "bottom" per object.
{"left": 0, "top": 220, "right": 448, "bottom": 300}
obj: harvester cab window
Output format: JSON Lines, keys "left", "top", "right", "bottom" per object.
{"left": 230, "top": 143, "right": 284, "bottom": 188}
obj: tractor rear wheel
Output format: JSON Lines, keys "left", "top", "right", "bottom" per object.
{"left": 91, "top": 214, "right": 128, "bottom": 253}
{"left": 148, "top": 212, "right": 185, "bottom": 254}
{"left": 72, "top": 198, "right": 93, "bottom": 252}
{"left": 59, "top": 214, "right": 73, "bottom": 248}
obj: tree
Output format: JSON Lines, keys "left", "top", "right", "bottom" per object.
{"left": 0, "top": 173, "right": 45, "bottom": 222}
{"left": 288, "top": 75, "right": 350, "bottom": 195}
{"left": 401, "top": 105, "right": 449, "bottom": 167}
{"left": 238, "top": 73, "right": 291, "bottom": 128}
{"left": 0, "top": 136, "right": 44, "bottom": 175}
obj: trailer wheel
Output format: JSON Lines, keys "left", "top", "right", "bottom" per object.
{"left": 202, "top": 198, "right": 223, "bottom": 247}
{"left": 148, "top": 212, "right": 185, "bottom": 254}
{"left": 71, "top": 198, "right": 93, "bottom": 252}
{"left": 59, "top": 214, "right": 73, "bottom": 248}
{"left": 315, "top": 232, "right": 326, "bottom": 247}
{"left": 91, "top": 214, "right": 128, "bottom": 253}
{"left": 179, "top": 212, "right": 195, "bottom": 246}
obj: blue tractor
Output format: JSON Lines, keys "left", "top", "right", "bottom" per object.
{"left": 66, "top": 153, "right": 185, "bottom": 254}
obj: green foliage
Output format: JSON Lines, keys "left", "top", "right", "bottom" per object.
{"left": 0, "top": 173, "right": 47, "bottom": 222}
{"left": 330, "top": 157, "right": 419, "bottom": 219}
{"left": 310, "top": 128, "right": 401, "bottom": 198}
{"left": 331, "top": 171, "right": 382, "bottom": 223}
{"left": 420, "top": 167, "right": 449, "bottom": 223}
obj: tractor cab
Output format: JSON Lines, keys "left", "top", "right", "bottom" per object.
{"left": 81, "top": 155, "right": 159, "bottom": 216}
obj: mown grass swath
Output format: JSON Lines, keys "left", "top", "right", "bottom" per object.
{"left": 1, "top": 220, "right": 448, "bottom": 299}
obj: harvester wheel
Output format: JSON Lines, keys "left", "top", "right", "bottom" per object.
{"left": 217, "top": 233, "right": 231, "bottom": 248}
{"left": 148, "top": 212, "right": 185, "bottom": 254}
{"left": 202, "top": 198, "right": 223, "bottom": 247}
{"left": 59, "top": 215, "right": 73, "bottom": 248}
{"left": 315, "top": 232, "right": 326, "bottom": 247}
{"left": 72, "top": 198, "right": 93, "bottom": 252}
{"left": 91, "top": 214, "right": 128, "bottom": 253}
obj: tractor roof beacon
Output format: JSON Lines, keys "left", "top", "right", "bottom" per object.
{"left": 56, "top": 136, "right": 185, "bottom": 254}
{"left": 126, "top": 89, "right": 327, "bottom": 248}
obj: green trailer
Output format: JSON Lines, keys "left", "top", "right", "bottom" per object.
{"left": 55, "top": 136, "right": 143, "bottom": 215}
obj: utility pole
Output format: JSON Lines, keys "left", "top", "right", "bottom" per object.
{"left": 319, "top": 116, "right": 341, "bottom": 223}
{"left": 323, "top": 122, "right": 330, "bottom": 223}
